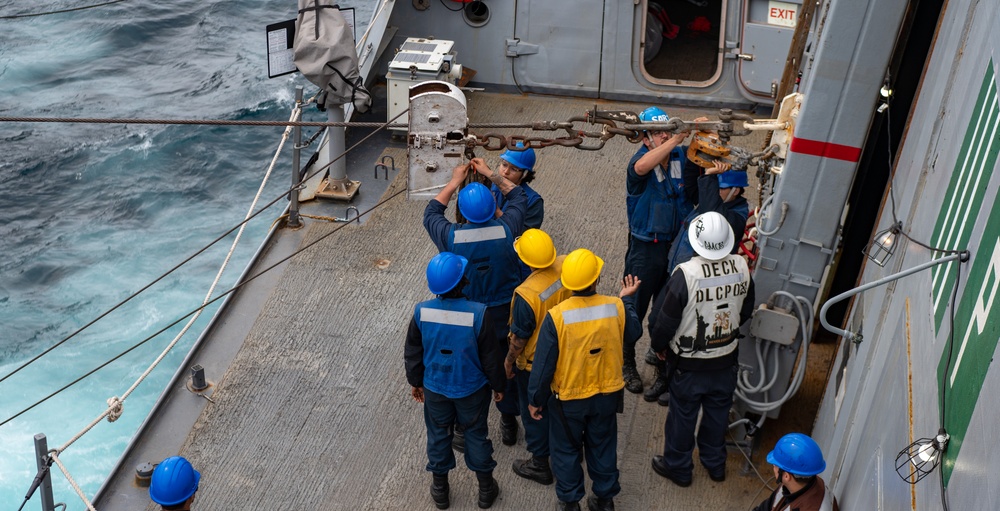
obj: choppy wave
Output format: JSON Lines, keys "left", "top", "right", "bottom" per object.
{"left": 0, "top": 1, "right": 374, "bottom": 507}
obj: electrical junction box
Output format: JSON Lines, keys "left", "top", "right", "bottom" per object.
{"left": 749, "top": 303, "right": 800, "bottom": 345}
{"left": 387, "top": 38, "right": 463, "bottom": 131}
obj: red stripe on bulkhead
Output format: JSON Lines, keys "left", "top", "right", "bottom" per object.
{"left": 789, "top": 137, "right": 862, "bottom": 162}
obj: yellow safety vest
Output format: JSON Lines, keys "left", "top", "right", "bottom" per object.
{"left": 547, "top": 294, "right": 626, "bottom": 401}
{"left": 511, "top": 256, "right": 571, "bottom": 371}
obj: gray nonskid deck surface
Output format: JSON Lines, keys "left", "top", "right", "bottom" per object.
{"left": 164, "top": 94, "right": 780, "bottom": 510}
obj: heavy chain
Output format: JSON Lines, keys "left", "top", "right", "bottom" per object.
{"left": 456, "top": 108, "right": 768, "bottom": 165}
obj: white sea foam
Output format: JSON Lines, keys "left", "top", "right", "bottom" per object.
{"left": 0, "top": 2, "right": 373, "bottom": 507}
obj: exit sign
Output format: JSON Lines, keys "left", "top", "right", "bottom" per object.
{"left": 768, "top": 1, "right": 798, "bottom": 27}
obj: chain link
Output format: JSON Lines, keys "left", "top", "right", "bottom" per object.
{"left": 459, "top": 111, "right": 761, "bottom": 156}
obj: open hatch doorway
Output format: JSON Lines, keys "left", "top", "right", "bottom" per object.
{"left": 642, "top": 0, "right": 726, "bottom": 85}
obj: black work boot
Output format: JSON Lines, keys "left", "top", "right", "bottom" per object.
{"left": 657, "top": 390, "right": 670, "bottom": 407}
{"left": 623, "top": 362, "right": 643, "bottom": 393}
{"left": 643, "top": 366, "right": 669, "bottom": 402}
{"left": 430, "top": 473, "right": 450, "bottom": 510}
{"left": 558, "top": 501, "right": 581, "bottom": 510}
{"left": 644, "top": 346, "right": 660, "bottom": 365}
{"left": 476, "top": 471, "right": 500, "bottom": 509}
{"left": 512, "top": 455, "right": 554, "bottom": 485}
{"left": 587, "top": 495, "right": 615, "bottom": 511}
{"left": 452, "top": 424, "right": 466, "bottom": 453}
{"left": 500, "top": 413, "right": 519, "bottom": 446}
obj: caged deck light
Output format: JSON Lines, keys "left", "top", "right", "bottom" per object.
{"left": 895, "top": 428, "right": 949, "bottom": 484}
{"left": 866, "top": 221, "right": 902, "bottom": 267}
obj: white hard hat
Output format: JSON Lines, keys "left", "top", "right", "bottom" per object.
{"left": 689, "top": 212, "right": 734, "bottom": 260}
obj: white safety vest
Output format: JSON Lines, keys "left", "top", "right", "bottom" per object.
{"left": 669, "top": 254, "right": 750, "bottom": 359}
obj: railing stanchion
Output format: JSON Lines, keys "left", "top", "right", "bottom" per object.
{"left": 289, "top": 86, "right": 303, "bottom": 228}
{"left": 33, "top": 433, "right": 55, "bottom": 511}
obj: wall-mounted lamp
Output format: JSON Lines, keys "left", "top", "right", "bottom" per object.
{"left": 877, "top": 82, "right": 893, "bottom": 113}
{"left": 866, "top": 221, "right": 902, "bottom": 267}
{"left": 895, "top": 428, "right": 949, "bottom": 484}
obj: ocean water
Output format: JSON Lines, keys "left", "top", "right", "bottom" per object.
{"left": 0, "top": 1, "right": 373, "bottom": 508}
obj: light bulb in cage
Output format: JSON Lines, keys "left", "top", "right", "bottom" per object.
{"left": 866, "top": 221, "right": 902, "bottom": 267}
{"left": 895, "top": 428, "right": 949, "bottom": 484}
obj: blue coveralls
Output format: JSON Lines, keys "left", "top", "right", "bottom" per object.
{"left": 492, "top": 182, "right": 543, "bottom": 230}
{"left": 623, "top": 145, "right": 692, "bottom": 363}
{"left": 493, "top": 182, "right": 543, "bottom": 280}
{"left": 404, "top": 297, "right": 507, "bottom": 475}
{"left": 527, "top": 291, "right": 643, "bottom": 504}
{"left": 424, "top": 186, "right": 527, "bottom": 416}
{"left": 510, "top": 295, "right": 549, "bottom": 457}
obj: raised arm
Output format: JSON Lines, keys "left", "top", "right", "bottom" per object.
{"left": 432, "top": 163, "right": 470, "bottom": 206}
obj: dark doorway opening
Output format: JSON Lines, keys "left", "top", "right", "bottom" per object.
{"left": 642, "top": 0, "right": 724, "bottom": 83}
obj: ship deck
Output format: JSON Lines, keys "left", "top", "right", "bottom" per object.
{"left": 96, "top": 89, "right": 835, "bottom": 511}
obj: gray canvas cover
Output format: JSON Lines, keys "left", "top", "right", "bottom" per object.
{"left": 294, "top": 0, "right": 372, "bottom": 112}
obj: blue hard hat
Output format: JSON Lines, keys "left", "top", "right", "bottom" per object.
{"left": 457, "top": 182, "right": 496, "bottom": 224}
{"left": 718, "top": 169, "right": 749, "bottom": 189}
{"left": 639, "top": 106, "right": 670, "bottom": 123}
{"left": 766, "top": 433, "right": 827, "bottom": 476}
{"left": 427, "top": 252, "right": 468, "bottom": 295}
{"left": 500, "top": 142, "right": 536, "bottom": 172}
{"left": 149, "top": 456, "right": 200, "bottom": 506}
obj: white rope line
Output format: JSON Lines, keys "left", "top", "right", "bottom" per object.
{"left": 53, "top": 107, "right": 297, "bottom": 461}
{"left": 49, "top": 452, "right": 97, "bottom": 511}
{"left": 357, "top": 0, "right": 391, "bottom": 52}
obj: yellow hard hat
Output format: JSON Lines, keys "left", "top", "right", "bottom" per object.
{"left": 514, "top": 229, "right": 557, "bottom": 269}
{"left": 561, "top": 248, "right": 604, "bottom": 291}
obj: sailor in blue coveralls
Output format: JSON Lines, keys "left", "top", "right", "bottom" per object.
{"left": 643, "top": 159, "right": 751, "bottom": 404}
{"left": 424, "top": 160, "right": 527, "bottom": 447}
{"left": 491, "top": 143, "right": 543, "bottom": 229}
{"left": 405, "top": 252, "right": 506, "bottom": 510}
{"left": 621, "top": 106, "right": 694, "bottom": 394}
{"left": 491, "top": 143, "right": 544, "bottom": 281}
{"left": 649, "top": 212, "right": 756, "bottom": 487}
{"left": 527, "top": 249, "right": 642, "bottom": 511}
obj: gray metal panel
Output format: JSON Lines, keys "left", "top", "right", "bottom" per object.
{"left": 385, "top": 1, "right": 518, "bottom": 86}
{"left": 738, "top": 23, "right": 793, "bottom": 96}
{"left": 812, "top": 2, "right": 1000, "bottom": 509}
{"left": 835, "top": 316, "right": 909, "bottom": 508}
{"left": 383, "top": 0, "right": 764, "bottom": 107}
{"left": 747, "top": 0, "right": 803, "bottom": 24}
{"left": 736, "top": 0, "right": 802, "bottom": 97}
{"left": 743, "top": 0, "right": 908, "bottom": 423}
{"left": 511, "top": 0, "right": 604, "bottom": 95}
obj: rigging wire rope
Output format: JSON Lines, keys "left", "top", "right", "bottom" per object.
{"left": 0, "top": 182, "right": 407, "bottom": 429}
{"left": 0, "top": 0, "right": 128, "bottom": 19}
{"left": 39, "top": 98, "right": 299, "bottom": 511}
{"left": 0, "top": 107, "right": 409, "bottom": 425}
{"left": 0, "top": 115, "right": 552, "bottom": 130}
{"left": 52, "top": 102, "right": 298, "bottom": 460}
{"left": 0, "top": 106, "right": 407, "bottom": 387}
